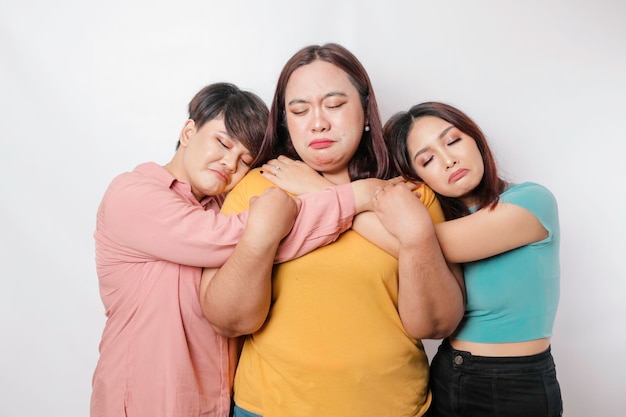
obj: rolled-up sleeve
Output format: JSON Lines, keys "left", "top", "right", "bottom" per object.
{"left": 221, "top": 169, "right": 356, "bottom": 263}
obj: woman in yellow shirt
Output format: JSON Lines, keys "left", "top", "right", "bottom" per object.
{"left": 201, "top": 43, "right": 465, "bottom": 417}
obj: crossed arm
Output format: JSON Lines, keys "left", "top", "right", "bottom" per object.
{"left": 200, "top": 172, "right": 389, "bottom": 337}
{"left": 199, "top": 188, "right": 299, "bottom": 338}
{"left": 259, "top": 157, "right": 466, "bottom": 340}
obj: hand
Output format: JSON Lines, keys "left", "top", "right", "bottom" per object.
{"left": 246, "top": 187, "right": 300, "bottom": 244}
{"left": 260, "top": 155, "right": 334, "bottom": 195}
{"left": 352, "top": 177, "right": 419, "bottom": 214}
{"left": 370, "top": 182, "right": 434, "bottom": 244}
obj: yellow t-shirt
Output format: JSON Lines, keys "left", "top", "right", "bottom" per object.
{"left": 224, "top": 169, "right": 444, "bottom": 417}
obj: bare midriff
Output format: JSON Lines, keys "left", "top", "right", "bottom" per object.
{"left": 450, "top": 337, "right": 551, "bottom": 357}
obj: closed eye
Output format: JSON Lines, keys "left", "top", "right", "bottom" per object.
{"left": 422, "top": 155, "right": 434, "bottom": 167}
{"left": 289, "top": 107, "right": 308, "bottom": 115}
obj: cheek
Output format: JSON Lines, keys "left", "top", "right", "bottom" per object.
{"left": 286, "top": 121, "right": 307, "bottom": 148}
{"left": 289, "top": 136, "right": 309, "bottom": 159}
{"left": 286, "top": 117, "right": 306, "bottom": 136}
{"left": 344, "top": 110, "right": 365, "bottom": 136}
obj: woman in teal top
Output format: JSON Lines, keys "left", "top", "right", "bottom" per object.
{"left": 384, "top": 102, "right": 562, "bottom": 417}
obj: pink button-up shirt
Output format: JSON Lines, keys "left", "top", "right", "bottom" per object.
{"left": 91, "top": 162, "right": 355, "bottom": 417}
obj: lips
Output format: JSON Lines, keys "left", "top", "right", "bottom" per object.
{"left": 448, "top": 169, "right": 468, "bottom": 184}
{"left": 309, "top": 139, "right": 334, "bottom": 149}
{"left": 211, "top": 169, "right": 229, "bottom": 184}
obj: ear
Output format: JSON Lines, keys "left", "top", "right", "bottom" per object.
{"left": 178, "top": 119, "right": 196, "bottom": 148}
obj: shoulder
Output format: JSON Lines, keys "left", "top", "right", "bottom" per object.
{"left": 500, "top": 182, "right": 559, "bottom": 229}
{"left": 222, "top": 168, "right": 275, "bottom": 214}
{"left": 415, "top": 182, "right": 437, "bottom": 202}
{"left": 501, "top": 182, "right": 557, "bottom": 208}
{"left": 101, "top": 163, "right": 182, "bottom": 216}
{"left": 235, "top": 168, "right": 274, "bottom": 189}
{"left": 503, "top": 182, "right": 553, "bottom": 196}
{"left": 109, "top": 162, "right": 168, "bottom": 186}
{"left": 106, "top": 162, "right": 173, "bottom": 198}
{"left": 415, "top": 183, "right": 445, "bottom": 224}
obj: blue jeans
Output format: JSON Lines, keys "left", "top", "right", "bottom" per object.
{"left": 233, "top": 404, "right": 262, "bottom": 417}
{"left": 425, "top": 339, "right": 563, "bottom": 417}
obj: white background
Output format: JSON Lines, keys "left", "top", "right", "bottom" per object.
{"left": 1, "top": 1, "right": 625, "bottom": 416}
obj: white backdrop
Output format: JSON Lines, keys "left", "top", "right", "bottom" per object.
{"left": 1, "top": 1, "right": 625, "bottom": 415}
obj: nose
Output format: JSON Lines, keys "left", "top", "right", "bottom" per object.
{"left": 221, "top": 151, "right": 238, "bottom": 172}
{"left": 443, "top": 155, "right": 458, "bottom": 170}
{"left": 311, "top": 109, "right": 330, "bottom": 133}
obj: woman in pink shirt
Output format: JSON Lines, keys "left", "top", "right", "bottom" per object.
{"left": 91, "top": 82, "right": 385, "bottom": 417}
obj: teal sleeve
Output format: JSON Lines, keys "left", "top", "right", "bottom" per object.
{"left": 500, "top": 182, "right": 560, "bottom": 244}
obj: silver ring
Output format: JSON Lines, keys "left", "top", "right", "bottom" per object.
{"left": 274, "top": 166, "right": 280, "bottom": 175}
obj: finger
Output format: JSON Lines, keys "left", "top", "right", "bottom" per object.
{"left": 262, "top": 163, "right": 282, "bottom": 176}
{"left": 404, "top": 181, "right": 418, "bottom": 191}
{"left": 388, "top": 176, "right": 405, "bottom": 185}
{"left": 261, "top": 162, "right": 276, "bottom": 173}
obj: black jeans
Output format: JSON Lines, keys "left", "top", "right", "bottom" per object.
{"left": 425, "top": 339, "right": 563, "bottom": 417}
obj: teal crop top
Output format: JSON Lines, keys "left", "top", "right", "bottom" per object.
{"left": 454, "top": 182, "right": 560, "bottom": 343}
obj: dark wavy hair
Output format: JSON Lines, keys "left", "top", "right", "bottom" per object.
{"left": 384, "top": 102, "right": 505, "bottom": 220}
{"left": 253, "top": 43, "right": 390, "bottom": 180}
{"left": 177, "top": 82, "right": 268, "bottom": 158}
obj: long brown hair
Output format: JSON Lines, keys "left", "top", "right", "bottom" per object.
{"left": 384, "top": 102, "right": 505, "bottom": 220}
{"left": 253, "top": 43, "right": 391, "bottom": 180}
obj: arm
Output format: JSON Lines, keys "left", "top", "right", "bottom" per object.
{"left": 261, "top": 155, "right": 395, "bottom": 213}
{"left": 98, "top": 172, "right": 251, "bottom": 267}
{"left": 242, "top": 164, "right": 393, "bottom": 263}
{"left": 434, "top": 203, "right": 548, "bottom": 263}
{"left": 351, "top": 183, "right": 436, "bottom": 256}
{"left": 372, "top": 182, "right": 465, "bottom": 339}
{"left": 103, "top": 166, "right": 365, "bottom": 268}
{"left": 200, "top": 188, "right": 299, "bottom": 337}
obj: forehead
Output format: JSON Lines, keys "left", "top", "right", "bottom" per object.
{"left": 285, "top": 60, "right": 358, "bottom": 101}
{"left": 409, "top": 116, "right": 453, "bottom": 145}
{"left": 199, "top": 118, "right": 249, "bottom": 149}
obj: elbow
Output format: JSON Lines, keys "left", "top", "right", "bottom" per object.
{"left": 403, "top": 321, "right": 455, "bottom": 340}
{"left": 203, "top": 307, "right": 269, "bottom": 338}
{"left": 208, "top": 319, "right": 264, "bottom": 338}
{"left": 420, "top": 319, "right": 461, "bottom": 340}
{"left": 402, "top": 306, "right": 464, "bottom": 340}
{"left": 210, "top": 323, "right": 252, "bottom": 338}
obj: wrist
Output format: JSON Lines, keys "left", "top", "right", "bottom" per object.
{"left": 351, "top": 179, "right": 377, "bottom": 213}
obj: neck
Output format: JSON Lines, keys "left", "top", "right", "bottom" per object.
{"left": 163, "top": 156, "right": 203, "bottom": 201}
{"left": 165, "top": 153, "right": 183, "bottom": 179}
{"left": 322, "top": 169, "right": 351, "bottom": 185}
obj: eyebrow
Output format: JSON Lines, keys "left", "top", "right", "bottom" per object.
{"left": 218, "top": 130, "right": 234, "bottom": 141}
{"left": 413, "top": 125, "right": 456, "bottom": 161}
{"left": 287, "top": 91, "right": 348, "bottom": 106}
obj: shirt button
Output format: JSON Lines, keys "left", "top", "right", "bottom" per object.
{"left": 454, "top": 355, "right": 464, "bottom": 365}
